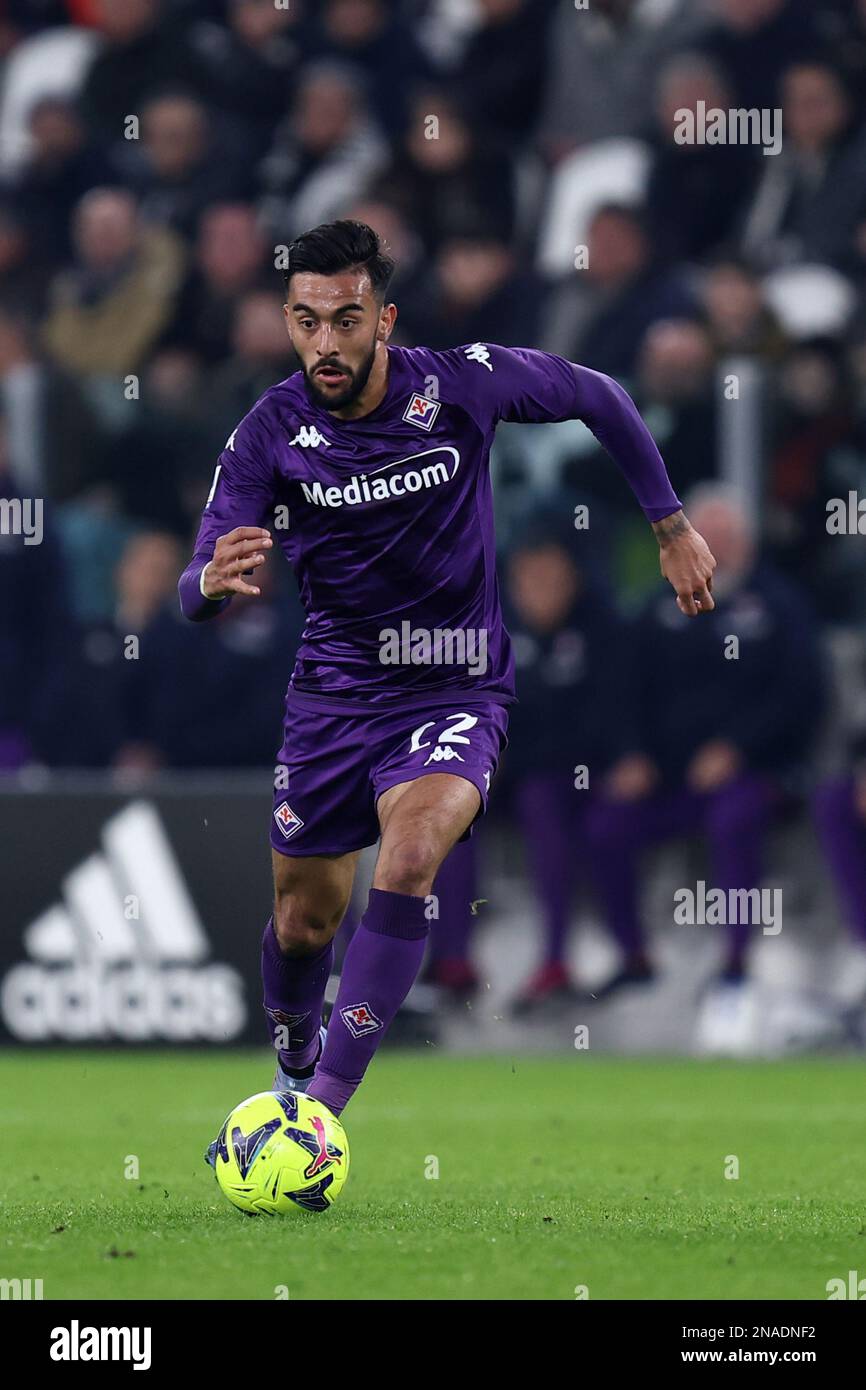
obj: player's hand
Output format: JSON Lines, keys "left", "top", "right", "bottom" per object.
{"left": 686, "top": 740, "right": 742, "bottom": 793}
{"left": 605, "top": 753, "right": 658, "bottom": 802}
{"left": 202, "top": 526, "right": 273, "bottom": 599}
{"left": 652, "top": 510, "right": 716, "bottom": 616}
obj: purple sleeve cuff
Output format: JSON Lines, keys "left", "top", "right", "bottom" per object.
{"left": 178, "top": 559, "right": 231, "bottom": 622}
{"left": 572, "top": 365, "right": 682, "bottom": 521}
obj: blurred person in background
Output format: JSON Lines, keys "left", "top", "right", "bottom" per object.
{"left": 161, "top": 202, "right": 271, "bottom": 365}
{"left": 398, "top": 220, "right": 541, "bottom": 350}
{"left": 701, "top": 0, "right": 826, "bottom": 111}
{"left": 6, "top": 96, "right": 104, "bottom": 271}
{"left": 380, "top": 87, "right": 515, "bottom": 259}
{"left": 209, "top": 289, "right": 296, "bottom": 433}
{"left": 447, "top": 0, "right": 552, "bottom": 145}
{"left": 632, "top": 318, "right": 719, "bottom": 496}
{"left": 421, "top": 838, "right": 483, "bottom": 1006}
{"left": 185, "top": 0, "right": 308, "bottom": 152}
{"left": 113, "top": 90, "right": 251, "bottom": 238}
{"left": 740, "top": 61, "right": 866, "bottom": 273}
{"left": 0, "top": 413, "right": 68, "bottom": 770}
{"left": 342, "top": 195, "right": 427, "bottom": 316}
{"left": 135, "top": 547, "right": 305, "bottom": 770}
{"left": 0, "top": 301, "right": 106, "bottom": 502}
{"left": 829, "top": 0, "right": 866, "bottom": 124}
{"left": 813, "top": 675, "right": 866, "bottom": 994}
{"left": 498, "top": 513, "right": 629, "bottom": 1013}
{"left": 32, "top": 529, "right": 183, "bottom": 769}
{"left": 645, "top": 52, "right": 759, "bottom": 263}
{"left": 78, "top": 0, "right": 199, "bottom": 154}
{"left": 542, "top": 203, "right": 698, "bottom": 381}
{"left": 258, "top": 61, "right": 388, "bottom": 242}
{"left": 587, "top": 484, "right": 825, "bottom": 986}
{"left": 0, "top": 203, "right": 44, "bottom": 317}
{"left": 766, "top": 337, "right": 860, "bottom": 620}
{"left": 306, "top": 0, "right": 430, "bottom": 138}
{"left": 537, "top": 0, "right": 707, "bottom": 160}
{"left": 699, "top": 254, "right": 788, "bottom": 359}
{"left": 104, "top": 347, "right": 211, "bottom": 534}
{"left": 41, "top": 186, "right": 185, "bottom": 378}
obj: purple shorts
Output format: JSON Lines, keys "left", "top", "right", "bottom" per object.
{"left": 270, "top": 691, "right": 509, "bottom": 857}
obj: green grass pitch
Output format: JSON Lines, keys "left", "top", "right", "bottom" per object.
{"left": 2, "top": 1050, "right": 864, "bottom": 1300}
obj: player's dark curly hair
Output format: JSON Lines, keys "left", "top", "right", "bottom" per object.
{"left": 283, "top": 220, "right": 396, "bottom": 302}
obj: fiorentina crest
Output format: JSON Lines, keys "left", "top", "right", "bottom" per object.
{"left": 402, "top": 393, "right": 441, "bottom": 430}
{"left": 340, "top": 1002, "right": 383, "bottom": 1037}
{"left": 274, "top": 801, "right": 304, "bottom": 839}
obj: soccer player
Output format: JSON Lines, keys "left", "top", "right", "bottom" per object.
{"left": 179, "top": 220, "right": 715, "bottom": 1120}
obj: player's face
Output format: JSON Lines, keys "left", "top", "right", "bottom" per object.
{"left": 285, "top": 270, "right": 393, "bottom": 411}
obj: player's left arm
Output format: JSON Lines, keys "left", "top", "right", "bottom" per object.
{"left": 484, "top": 346, "right": 717, "bottom": 616}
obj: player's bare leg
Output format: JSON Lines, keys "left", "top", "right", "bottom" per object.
{"left": 263, "top": 849, "right": 360, "bottom": 1089}
{"left": 307, "top": 774, "right": 480, "bottom": 1116}
{"left": 272, "top": 848, "right": 359, "bottom": 950}
{"left": 373, "top": 774, "right": 480, "bottom": 894}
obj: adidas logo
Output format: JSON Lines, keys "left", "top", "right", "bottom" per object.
{"left": 0, "top": 801, "right": 246, "bottom": 1042}
{"left": 289, "top": 426, "right": 331, "bottom": 448}
{"left": 464, "top": 342, "right": 493, "bottom": 372}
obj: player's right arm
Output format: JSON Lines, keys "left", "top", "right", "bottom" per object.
{"left": 178, "top": 411, "right": 278, "bottom": 622}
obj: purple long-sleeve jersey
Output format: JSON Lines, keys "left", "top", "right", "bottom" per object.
{"left": 178, "top": 343, "right": 681, "bottom": 708}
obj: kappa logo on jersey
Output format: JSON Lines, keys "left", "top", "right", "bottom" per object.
{"left": 402, "top": 393, "right": 441, "bottom": 431}
{"left": 290, "top": 426, "right": 331, "bottom": 448}
{"left": 340, "top": 1002, "right": 383, "bottom": 1037}
{"left": 464, "top": 342, "right": 493, "bottom": 372}
{"left": 273, "top": 801, "right": 304, "bottom": 839}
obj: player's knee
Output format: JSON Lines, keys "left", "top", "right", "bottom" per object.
{"left": 375, "top": 839, "right": 439, "bottom": 897}
{"left": 272, "top": 897, "right": 336, "bottom": 956}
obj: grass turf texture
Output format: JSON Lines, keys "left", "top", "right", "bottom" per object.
{"left": 1, "top": 1051, "right": 864, "bottom": 1301}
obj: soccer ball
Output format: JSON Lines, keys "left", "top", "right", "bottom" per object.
{"left": 209, "top": 1091, "right": 349, "bottom": 1215}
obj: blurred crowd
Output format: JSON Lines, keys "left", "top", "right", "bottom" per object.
{"left": 1, "top": 0, "right": 866, "bottom": 1005}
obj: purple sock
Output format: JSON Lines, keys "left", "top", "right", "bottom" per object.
{"left": 261, "top": 917, "right": 333, "bottom": 1073}
{"left": 307, "top": 888, "right": 429, "bottom": 1116}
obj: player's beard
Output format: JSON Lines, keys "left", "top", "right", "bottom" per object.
{"left": 303, "top": 338, "right": 378, "bottom": 412}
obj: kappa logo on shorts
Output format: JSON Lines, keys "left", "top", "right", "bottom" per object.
{"left": 340, "top": 1002, "right": 383, "bottom": 1037}
{"left": 274, "top": 801, "right": 304, "bottom": 839}
{"left": 402, "top": 393, "right": 441, "bottom": 431}
{"left": 423, "top": 745, "right": 465, "bottom": 766}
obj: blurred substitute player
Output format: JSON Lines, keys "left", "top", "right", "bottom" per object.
{"left": 179, "top": 220, "right": 715, "bottom": 1119}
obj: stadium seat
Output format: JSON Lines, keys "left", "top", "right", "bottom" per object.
{"left": 536, "top": 138, "right": 651, "bottom": 279}
{"left": 762, "top": 264, "right": 858, "bottom": 340}
{"left": 0, "top": 26, "right": 100, "bottom": 175}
